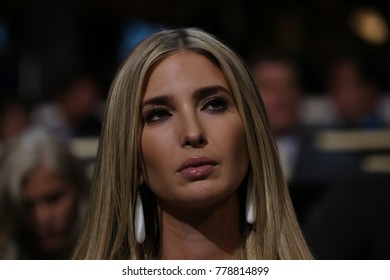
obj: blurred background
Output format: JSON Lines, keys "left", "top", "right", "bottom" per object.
{"left": 0, "top": 0, "right": 390, "bottom": 259}
{"left": 1, "top": 0, "right": 389, "bottom": 99}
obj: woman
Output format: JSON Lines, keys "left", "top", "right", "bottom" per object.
{"left": 0, "top": 128, "right": 89, "bottom": 259}
{"left": 73, "top": 28, "right": 312, "bottom": 259}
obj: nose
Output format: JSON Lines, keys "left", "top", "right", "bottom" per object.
{"left": 34, "top": 204, "right": 53, "bottom": 227}
{"left": 180, "top": 113, "right": 207, "bottom": 148}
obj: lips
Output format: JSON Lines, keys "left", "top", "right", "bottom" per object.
{"left": 177, "top": 157, "right": 218, "bottom": 179}
{"left": 37, "top": 229, "right": 61, "bottom": 242}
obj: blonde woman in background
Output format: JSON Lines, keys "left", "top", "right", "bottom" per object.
{"left": 72, "top": 28, "right": 312, "bottom": 260}
{"left": 0, "top": 128, "right": 89, "bottom": 259}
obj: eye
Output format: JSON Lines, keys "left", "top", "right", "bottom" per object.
{"left": 143, "top": 107, "right": 172, "bottom": 124}
{"left": 201, "top": 96, "right": 229, "bottom": 113}
{"left": 46, "top": 191, "right": 63, "bottom": 204}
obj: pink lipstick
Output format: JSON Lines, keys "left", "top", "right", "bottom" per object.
{"left": 177, "top": 157, "right": 217, "bottom": 179}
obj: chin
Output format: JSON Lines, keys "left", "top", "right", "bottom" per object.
{"left": 39, "top": 237, "right": 67, "bottom": 254}
{"left": 174, "top": 186, "right": 238, "bottom": 209}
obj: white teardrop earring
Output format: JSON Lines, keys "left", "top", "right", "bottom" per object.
{"left": 134, "top": 192, "right": 145, "bottom": 243}
{"left": 245, "top": 184, "right": 256, "bottom": 224}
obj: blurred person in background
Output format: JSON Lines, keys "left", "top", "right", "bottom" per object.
{"left": 32, "top": 72, "right": 105, "bottom": 139}
{"left": 326, "top": 54, "right": 387, "bottom": 129}
{"left": 251, "top": 54, "right": 302, "bottom": 181}
{"left": 0, "top": 128, "right": 89, "bottom": 259}
{"left": 251, "top": 54, "right": 360, "bottom": 187}
{"left": 302, "top": 54, "right": 390, "bottom": 260}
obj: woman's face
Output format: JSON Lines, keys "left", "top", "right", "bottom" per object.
{"left": 141, "top": 51, "right": 249, "bottom": 209}
{"left": 22, "top": 163, "right": 78, "bottom": 254}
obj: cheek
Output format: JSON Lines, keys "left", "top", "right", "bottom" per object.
{"left": 56, "top": 191, "right": 78, "bottom": 229}
{"left": 231, "top": 123, "right": 249, "bottom": 169}
{"left": 214, "top": 116, "right": 249, "bottom": 173}
{"left": 141, "top": 129, "right": 175, "bottom": 183}
{"left": 225, "top": 115, "right": 246, "bottom": 148}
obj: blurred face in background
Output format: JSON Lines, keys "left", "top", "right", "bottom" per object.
{"left": 60, "top": 77, "right": 103, "bottom": 124}
{"left": 328, "top": 60, "right": 378, "bottom": 123}
{"left": 22, "top": 163, "right": 78, "bottom": 255}
{"left": 252, "top": 61, "right": 301, "bottom": 135}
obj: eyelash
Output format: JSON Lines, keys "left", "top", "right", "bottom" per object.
{"left": 143, "top": 95, "right": 230, "bottom": 125}
{"left": 201, "top": 96, "right": 229, "bottom": 113}
{"left": 143, "top": 107, "right": 172, "bottom": 125}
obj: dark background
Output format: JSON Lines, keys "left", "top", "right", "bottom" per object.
{"left": 1, "top": 0, "right": 389, "bottom": 102}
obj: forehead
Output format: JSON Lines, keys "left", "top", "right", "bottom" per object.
{"left": 254, "top": 61, "right": 295, "bottom": 80}
{"left": 21, "top": 164, "right": 68, "bottom": 201}
{"left": 144, "top": 51, "right": 229, "bottom": 98}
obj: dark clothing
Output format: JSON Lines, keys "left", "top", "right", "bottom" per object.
{"left": 302, "top": 174, "right": 390, "bottom": 259}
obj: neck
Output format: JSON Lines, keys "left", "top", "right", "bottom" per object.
{"left": 158, "top": 192, "right": 241, "bottom": 260}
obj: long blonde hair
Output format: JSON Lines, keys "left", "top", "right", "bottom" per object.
{"left": 72, "top": 27, "right": 312, "bottom": 260}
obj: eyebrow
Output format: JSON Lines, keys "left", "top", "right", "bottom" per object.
{"left": 142, "top": 95, "right": 174, "bottom": 108}
{"left": 193, "top": 85, "right": 231, "bottom": 100}
{"left": 141, "top": 85, "right": 231, "bottom": 108}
